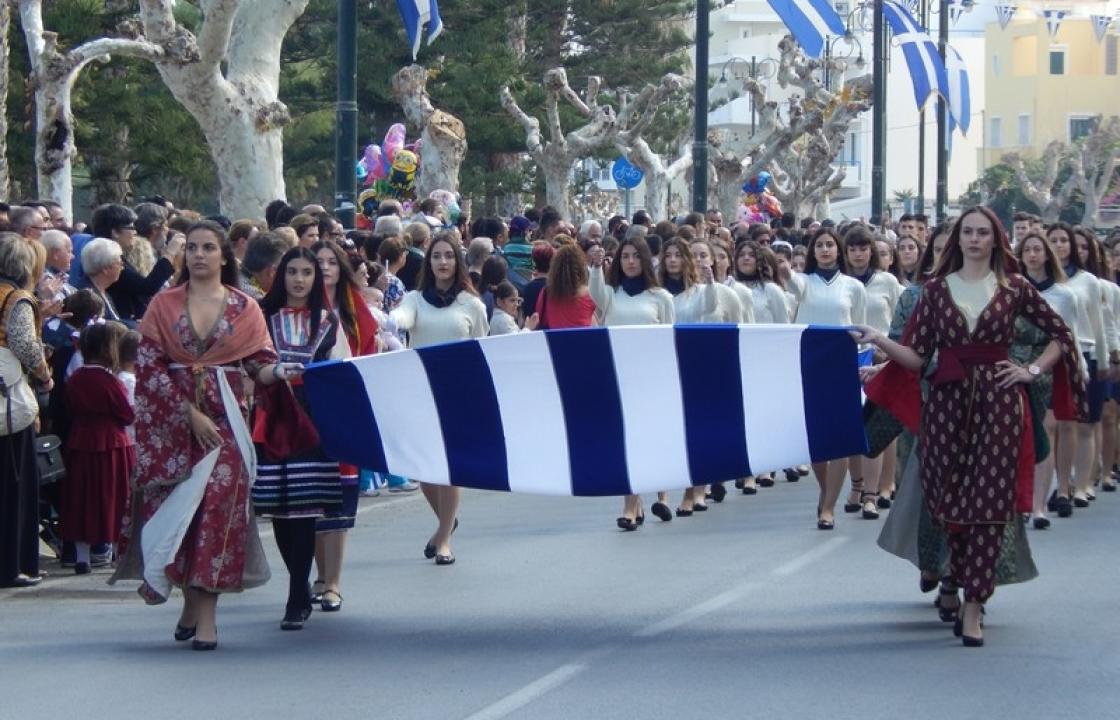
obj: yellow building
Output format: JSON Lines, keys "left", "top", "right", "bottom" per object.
{"left": 980, "top": 17, "right": 1120, "bottom": 169}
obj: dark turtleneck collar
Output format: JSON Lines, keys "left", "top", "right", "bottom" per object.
{"left": 662, "top": 276, "right": 686, "bottom": 296}
{"left": 620, "top": 276, "right": 648, "bottom": 297}
{"left": 814, "top": 266, "right": 840, "bottom": 282}
{"left": 738, "top": 272, "right": 761, "bottom": 284}
{"left": 1027, "top": 274, "right": 1055, "bottom": 293}
{"left": 422, "top": 284, "right": 458, "bottom": 308}
{"left": 851, "top": 268, "right": 873, "bottom": 286}
{"left": 1063, "top": 263, "right": 1079, "bottom": 278}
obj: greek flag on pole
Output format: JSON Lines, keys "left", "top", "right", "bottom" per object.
{"left": 1091, "top": 15, "right": 1114, "bottom": 43}
{"left": 1044, "top": 10, "right": 1067, "bottom": 41}
{"left": 764, "top": 0, "right": 846, "bottom": 59}
{"left": 397, "top": 0, "right": 443, "bottom": 59}
{"left": 882, "top": 1, "right": 949, "bottom": 113}
{"left": 303, "top": 325, "right": 868, "bottom": 497}
{"left": 996, "top": 4, "right": 1017, "bottom": 31}
{"left": 946, "top": 44, "right": 970, "bottom": 136}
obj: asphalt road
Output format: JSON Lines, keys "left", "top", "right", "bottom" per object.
{"left": 3, "top": 477, "right": 1118, "bottom": 719}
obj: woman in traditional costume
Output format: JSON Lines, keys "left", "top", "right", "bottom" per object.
{"left": 856, "top": 206, "right": 1086, "bottom": 647}
{"left": 113, "top": 221, "right": 296, "bottom": 651}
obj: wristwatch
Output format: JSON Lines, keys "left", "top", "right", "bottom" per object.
{"left": 1027, "top": 364, "right": 1042, "bottom": 380}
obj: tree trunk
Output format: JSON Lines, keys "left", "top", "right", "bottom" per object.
{"left": 541, "top": 156, "right": 574, "bottom": 218}
{"left": 0, "top": 4, "right": 10, "bottom": 200}
{"left": 392, "top": 64, "right": 467, "bottom": 197}
{"left": 140, "top": 0, "right": 307, "bottom": 219}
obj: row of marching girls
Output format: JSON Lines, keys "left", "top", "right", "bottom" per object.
{"left": 110, "top": 222, "right": 380, "bottom": 650}
{"left": 861, "top": 206, "right": 1089, "bottom": 648}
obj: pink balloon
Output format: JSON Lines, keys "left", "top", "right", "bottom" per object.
{"left": 382, "top": 124, "right": 407, "bottom": 165}
{"left": 362, "top": 144, "right": 386, "bottom": 181}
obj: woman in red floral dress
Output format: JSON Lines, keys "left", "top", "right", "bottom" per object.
{"left": 113, "top": 221, "right": 299, "bottom": 651}
{"left": 855, "top": 206, "right": 1086, "bottom": 647}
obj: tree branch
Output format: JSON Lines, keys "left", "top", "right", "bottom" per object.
{"left": 499, "top": 85, "right": 543, "bottom": 157}
{"left": 196, "top": 0, "right": 238, "bottom": 68}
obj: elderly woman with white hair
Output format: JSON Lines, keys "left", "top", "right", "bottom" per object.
{"left": 466, "top": 237, "right": 494, "bottom": 290}
{"left": 79, "top": 238, "right": 127, "bottom": 323}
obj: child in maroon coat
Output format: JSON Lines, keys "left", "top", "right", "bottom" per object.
{"left": 60, "top": 322, "right": 135, "bottom": 574}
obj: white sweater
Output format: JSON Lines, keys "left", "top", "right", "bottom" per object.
{"left": 1063, "top": 270, "right": 1107, "bottom": 359}
{"left": 589, "top": 267, "right": 676, "bottom": 326}
{"left": 737, "top": 280, "right": 788, "bottom": 324}
{"left": 792, "top": 271, "right": 867, "bottom": 326}
{"left": 721, "top": 281, "right": 754, "bottom": 323}
{"left": 391, "top": 290, "right": 489, "bottom": 349}
{"left": 488, "top": 308, "right": 522, "bottom": 336}
{"left": 670, "top": 281, "right": 718, "bottom": 324}
{"left": 860, "top": 271, "right": 903, "bottom": 335}
{"left": 1098, "top": 277, "right": 1120, "bottom": 358}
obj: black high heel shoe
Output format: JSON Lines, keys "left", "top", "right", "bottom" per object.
{"left": 953, "top": 617, "right": 985, "bottom": 646}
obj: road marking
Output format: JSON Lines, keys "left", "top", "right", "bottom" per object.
{"left": 461, "top": 663, "right": 589, "bottom": 720}
{"left": 633, "top": 581, "right": 762, "bottom": 638}
{"left": 771, "top": 536, "right": 848, "bottom": 576}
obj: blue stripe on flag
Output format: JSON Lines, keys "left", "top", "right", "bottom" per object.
{"left": 765, "top": 0, "right": 845, "bottom": 58}
{"left": 302, "top": 360, "right": 388, "bottom": 471}
{"left": 675, "top": 325, "right": 751, "bottom": 484}
{"left": 417, "top": 340, "right": 511, "bottom": 492}
{"left": 799, "top": 327, "right": 869, "bottom": 462}
{"left": 546, "top": 328, "right": 631, "bottom": 496}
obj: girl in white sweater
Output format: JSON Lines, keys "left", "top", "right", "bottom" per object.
{"left": 794, "top": 228, "right": 868, "bottom": 530}
{"left": 693, "top": 237, "right": 751, "bottom": 323}
{"left": 391, "top": 232, "right": 489, "bottom": 565}
{"left": 843, "top": 225, "right": 902, "bottom": 520}
{"left": 588, "top": 237, "right": 675, "bottom": 530}
{"left": 1048, "top": 223, "right": 1107, "bottom": 515}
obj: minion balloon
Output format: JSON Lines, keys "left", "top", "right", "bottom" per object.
{"left": 388, "top": 149, "right": 419, "bottom": 200}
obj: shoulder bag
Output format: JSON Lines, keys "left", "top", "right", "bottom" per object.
{"left": 0, "top": 291, "right": 39, "bottom": 436}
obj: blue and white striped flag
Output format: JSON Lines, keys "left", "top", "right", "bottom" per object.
{"left": 995, "top": 4, "right": 1017, "bottom": 30}
{"left": 764, "top": 0, "right": 847, "bottom": 59}
{"left": 396, "top": 0, "right": 443, "bottom": 60}
{"left": 1091, "top": 15, "right": 1114, "bottom": 43}
{"left": 1043, "top": 10, "right": 1067, "bottom": 41}
{"left": 882, "top": 1, "right": 950, "bottom": 113}
{"left": 303, "top": 325, "right": 868, "bottom": 497}
{"left": 946, "top": 44, "right": 970, "bottom": 136}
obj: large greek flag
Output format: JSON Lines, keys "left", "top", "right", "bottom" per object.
{"left": 303, "top": 325, "right": 867, "bottom": 497}
{"left": 397, "top": 0, "right": 443, "bottom": 59}
{"left": 764, "top": 0, "right": 846, "bottom": 59}
{"left": 882, "top": 0, "right": 949, "bottom": 113}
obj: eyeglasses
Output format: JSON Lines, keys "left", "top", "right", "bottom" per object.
{"left": 119, "top": 224, "right": 136, "bottom": 231}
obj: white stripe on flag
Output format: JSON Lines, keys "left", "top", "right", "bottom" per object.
{"left": 800, "top": 0, "right": 840, "bottom": 50}
{"left": 479, "top": 332, "right": 573, "bottom": 495}
{"left": 360, "top": 349, "right": 450, "bottom": 485}
{"left": 608, "top": 326, "right": 691, "bottom": 494}
{"left": 739, "top": 325, "right": 812, "bottom": 472}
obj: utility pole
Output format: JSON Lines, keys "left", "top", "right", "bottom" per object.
{"left": 871, "top": 0, "right": 886, "bottom": 223}
{"left": 692, "top": 0, "right": 710, "bottom": 213}
{"left": 935, "top": 0, "right": 949, "bottom": 221}
{"left": 334, "top": 0, "right": 358, "bottom": 228}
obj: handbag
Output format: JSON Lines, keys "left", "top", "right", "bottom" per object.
{"left": 0, "top": 292, "right": 39, "bottom": 436}
{"left": 35, "top": 434, "right": 65, "bottom": 485}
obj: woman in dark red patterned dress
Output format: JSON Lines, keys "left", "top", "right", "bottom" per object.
{"left": 854, "top": 206, "right": 1086, "bottom": 647}
{"left": 112, "top": 221, "right": 298, "bottom": 651}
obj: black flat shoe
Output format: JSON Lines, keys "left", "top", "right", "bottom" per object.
{"left": 1073, "top": 495, "right": 1090, "bottom": 508}
{"left": 435, "top": 553, "right": 456, "bottom": 566}
{"left": 693, "top": 503, "right": 709, "bottom": 512}
{"left": 1033, "top": 516, "right": 1051, "bottom": 530}
{"left": 757, "top": 476, "right": 774, "bottom": 488}
{"left": 651, "top": 502, "right": 673, "bottom": 522}
{"left": 920, "top": 575, "right": 940, "bottom": 594}
{"left": 734, "top": 478, "right": 745, "bottom": 489}
{"left": 675, "top": 508, "right": 693, "bottom": 517}
{"left": 877, "top": 495, "right": 892, "bottom": 509}
{"left": 1055, "top": 495, "right": 1073, "bottom": 517}
{"left": 961, "top": 634, "right": 984, "bottom": 647}
{"left": 709, "top": 483, "right": 727, "bottom": 503}
{"left": 616, "top": 517, "right": 639, "bottom": 531}
{"left": 784, "top": 468, "right": 800, "bottom": 483}
{"left": 310, "top": 579, "right": 326, "bottom": 603}
{"left": 423, "top": 542, "right": 436, "bottom": 559}
{"left": 174, "top": 624, "right": 197, "bottom": 642}
{"left": 635, "top": 513, "right": 645, "bottom": 525}
{"left": 742, "top": 485, "right": 758, "bottom": 495}
{"left": 320, "top": 590, "right": 343, "bottom": 612}
{"left": 74, "top": 562, "right": 91, "bottom": 575}
{"left": 191, "top": 639, "right": 218, "bottom": 651}
{"left": 281, "top": 605, "right": 312, "bottom": 631}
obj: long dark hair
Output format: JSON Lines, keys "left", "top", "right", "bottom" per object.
{"left": 1046, "top": 222, "right": 1079, "bottom": 270}
{"left": 175, "top": 220, "right": 240, "bottom": 287}
{"left": 657, "top": 237, "right": 699, "bottom": 290}
{"left": 260, "top": 247, "right": 328, "bottom": 340}
{"left": 1073, "top": 226, "right": 1105, "bottom": 277}
{"left": 804, "top": 227, "right": 848, "bottom": 274}
{"left": 419, "top": 231, "right": 476, "bottom": 296}
{"left": 916, "top": 221, "right": 953, "bottom": 280}
{"left": 1014, "top": 231, "right": 1068, "bottom": 283}
{"left": 842, "top": 224, "right": 883, "bottom": 274}
{"left": 734, "top": 240, "right": 775, "bottom": 284}
{"left": 311, "top": 239, "right": 361, "bottom": 332}
{"left": 606, "top": 236, "right": 658, "bottom": 289}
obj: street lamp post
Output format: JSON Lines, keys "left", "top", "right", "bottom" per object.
{"left": 935, "top": 0, "right": 949, "bottom": 220}
{"left": 871, "top": 0, "right": 886, "bottom": 223}
{"left": 334, "top": 0, "right": 358, "bottom": 229}
{"left": 692, "top": 0, "right": 710, "bottom": 213}
{"left": 718, "top": 55, "right": 777, "bottom": 136}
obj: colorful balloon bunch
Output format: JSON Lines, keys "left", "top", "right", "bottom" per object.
{"left": 737, "top": 171, "right": 783, "bottom": 225}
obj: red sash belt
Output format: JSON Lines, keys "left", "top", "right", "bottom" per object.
{"left": 930, "top": 343, "right": 1008, "bottom": 385}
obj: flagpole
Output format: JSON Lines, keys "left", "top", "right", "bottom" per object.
{"left": 334, "top": 0, "right": 359, "bottom": 229}
{"left": 916, "top": 0, "right": 928, "bottom": 216}
{"left": 935, "top": 0, "right": 949, "bottom": 221}
{"left": 871, "top": 0, "right": 886, "bottom": 224}
{"left": 692, "top": 0, "right": 710, "bottom": 213}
